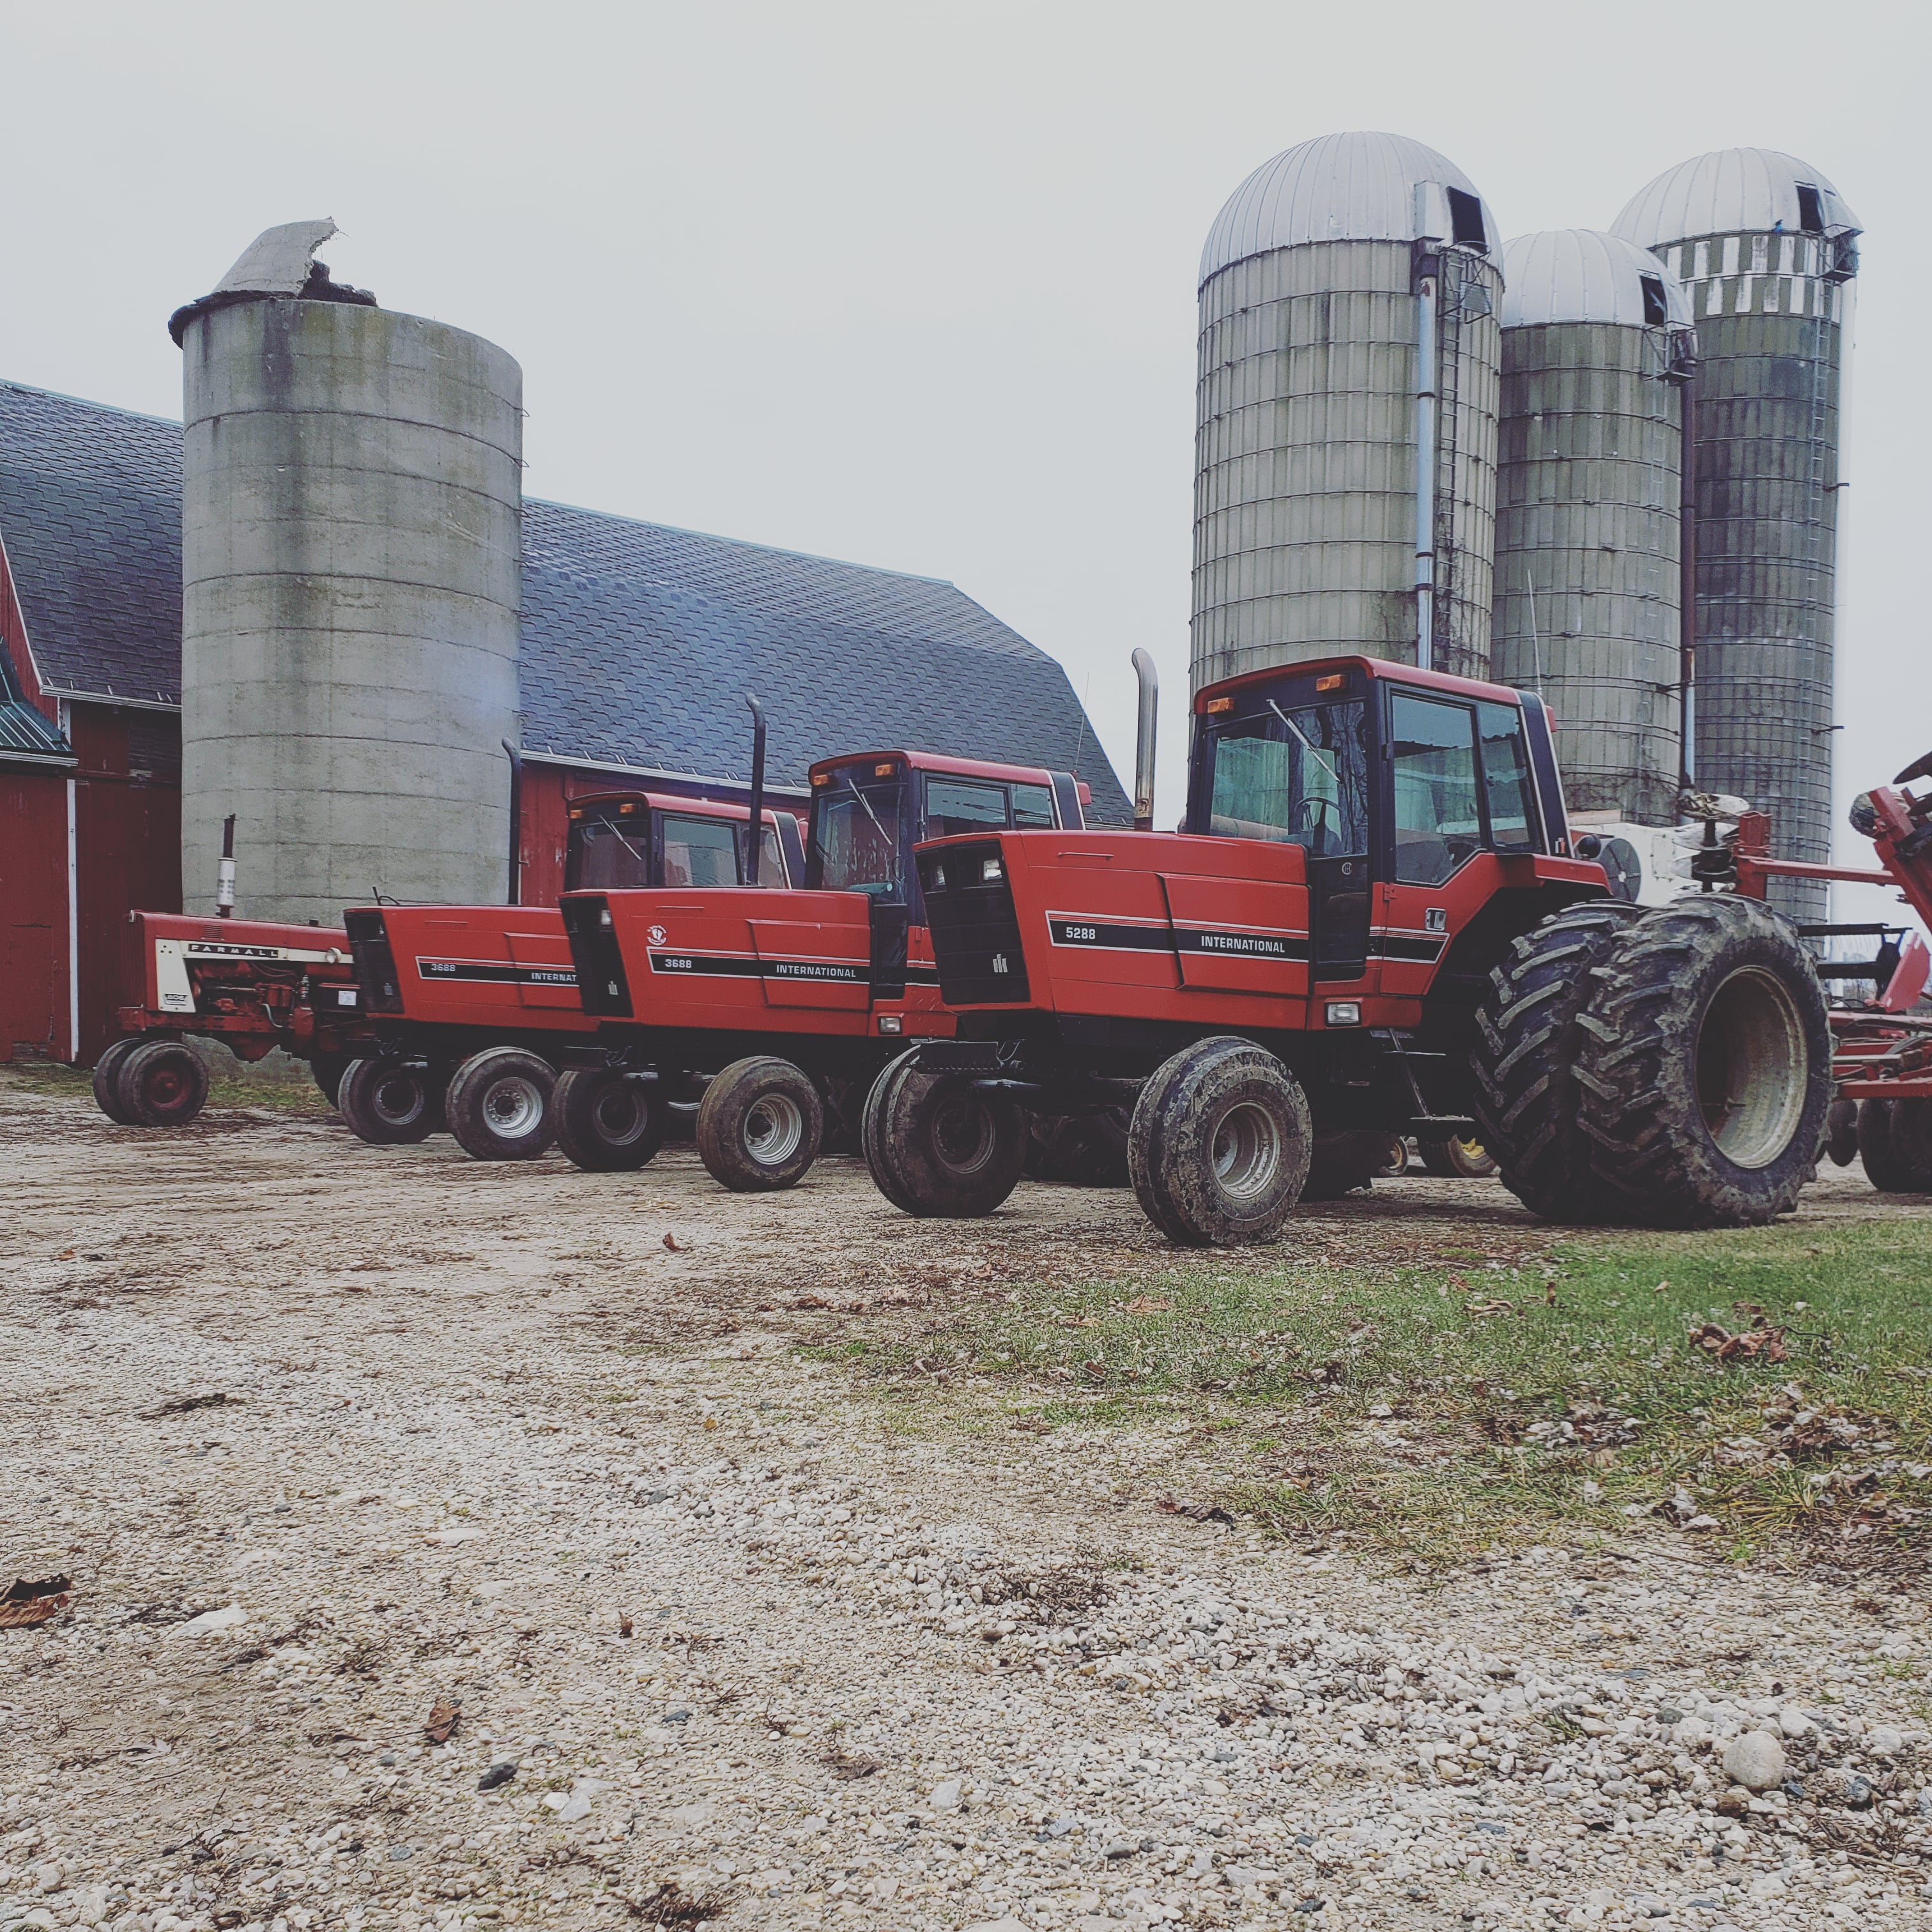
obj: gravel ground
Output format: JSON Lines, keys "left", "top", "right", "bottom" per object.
{"left": 3, "top": 1079, "right": 1929, "bottom": 1932}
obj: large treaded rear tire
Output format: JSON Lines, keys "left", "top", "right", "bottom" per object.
{"left": 553, "top": 1067, "right": 666, "bottom": 1172}
{"left": 865, "top": 1053, "right": 1027, "bottom": 1218}
{"left": 1471, "top": 900, "right": 1643, "bottom": 1223}
{"left": 1126, "top": 1038, "right": 1312, "bottom": 1246}
{"left": 1575, "top": 895, "right": 1830, "bottom": 1227}
{"left": 91, "top": 1038, "right": 142, "bottom": 1124}
{"left": 1857, "top": 1098, "right": 1932, "bottom": 1193}
{"left": 696, "top": 1057, "right": 823, "bottom": 1192}
{"left": 446, "top": 1048, "right": 556, "bottom": 1162}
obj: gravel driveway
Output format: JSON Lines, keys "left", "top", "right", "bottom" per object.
{"left": 1, "top": 1081, "right": 1928, "bottom": 1932}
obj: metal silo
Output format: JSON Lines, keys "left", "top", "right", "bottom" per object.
{"left": 173, "top": 222, "right": 523, "bottom": 923}
{"left": 1193, "top": 131, "right": 1503, "bottom": 693}
{"left": 1493, "top": 229, "right": 1696, "bottom": 827}
{"left": 1612, "top": 151, "right": 1860, "bottom": 921}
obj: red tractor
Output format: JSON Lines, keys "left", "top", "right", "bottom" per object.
{"left": 558, "top": 747, "right": 1092, "bottom": 1190}
{"left": 92, "top": 910, "right": 372, "bottom": 1126}
{"left": 862, "top": 654, "right": 1833, "bottom": 1240}
{"left": 341, "top": 786, "right": 805, "bottom": 1162}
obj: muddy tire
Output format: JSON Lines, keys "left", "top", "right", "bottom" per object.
{"left": 91, "top": 1038, "right": 142, "bottom": 1124}
{"left": 116, "top": 1039, "right": 209, "bottom": 1128}
{"left": 1471, "top": 900, "right": 1644, "bottom": 1222}
{"left": 1031, "top": 1109, "right": 1131, "bottom": 1188}
{"left": 865, "top": 1052, "right": 1027, "bottom": 1218}
{"left": 1418, "top": 1134, "right": 1499, "bottom": 1179}
{"left": 339, "top": 1056, "right": 445, "bottom": 1146}
{"left": 310, "top": 1050, "right": 351, "bottom": 1108}
{"left": 445, "top": 1048, "right": 556, "bottom": 1162}
{"left": 1300, "top": 1130, "right": 1384, "bottom": 1202}
{"left": 1373, "top": 1135, "right": 1410, "bottom": 1177}
{"left": 1127, "top": 1038, "right": 1312, "bottom": 1246}
{"left": 1576, "top": 895, "right": 1831, "bottom": 1227}
{"left": 696, "top": 1057, "right": 824, "bottom": 1192}
{"left": 553, "top": 1067, "right": 666, "bottom": 1172}
{"left": 1856, "top": 1098, "right": 1932, "bottom": 1193}
{"left": 1825, "top": 1096, "right": 1860, "bottom": 1167}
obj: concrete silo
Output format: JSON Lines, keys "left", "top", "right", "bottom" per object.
{"left": 1493, "top": 229, "right": 1696, "bottom": 827}
{"left": 172, "top": 222, "right": 523, "bottom": 923}
{"left": 1193, "top": 131, "right": 1503, "bottom": 692}
{"left": 1612, "top": 150, "right": 1860, "bottom": 922}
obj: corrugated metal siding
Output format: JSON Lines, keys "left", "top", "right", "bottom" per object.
{"left": 1494, "top": 321, "right": 1683, "bottom": 824}
{"left": 1613, "top": 150, "right": 1859, "bottom": 252}
{"left": 1192, "top": 238, "right": 1500, "bottom": 691}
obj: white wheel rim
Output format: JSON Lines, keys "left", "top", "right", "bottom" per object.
{"left": 1696, "top": 966, "right": 1808, "bottom": 1169}
{"left": 744, "top": 1093, "right": 804, "bottom": 1167}
{"left": 374, "top": 1073, "right": 424, "bottom": 1124}
{"left": 1212, "top": 1100, "right": 1282, "bottom": 1201}
{"left": 484, "top": 1076, "right": 544, "bottom": 1138}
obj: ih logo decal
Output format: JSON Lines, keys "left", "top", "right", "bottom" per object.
{"left": 992, "top": 954, "right": 1009, "bottom": 975}
{"left": 647, "top": 924, "right": 668, "bottom": 946}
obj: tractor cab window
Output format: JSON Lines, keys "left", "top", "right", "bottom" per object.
{"left": 661, "top": 814, "right": 741, "bottom": 889}
{"left": 737, "top": 821, "right": 785, "bottom": 885}
{"left": 1205, "top": 699, "right": 1368, "bottom": 857}
{"left": 925, "top": 777, "right": 1011, "bottom": 839}
{"left": 1390, "top": 694, "right": 1483, "bottom": 885}
{"left": 1477, "top": 702, "right": 1538, "bottom": 851}
{"left": 808, "top": 771, "right": 907, "bottom": 900}
{"left": 567, "top": 809, "right": 654, "bottom": 891}
{"left": 1012, "top": 782, "right": 1056, "bottom": 828}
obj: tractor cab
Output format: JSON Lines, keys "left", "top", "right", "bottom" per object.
{"left": 1182, "top": 658, "right": 1575, "bottom": 995}
{"left": 566, "top": 790, "right": 805, "bottom": 894}
{"left": 805, "top": 752, "right": 1087, "bottom": 923}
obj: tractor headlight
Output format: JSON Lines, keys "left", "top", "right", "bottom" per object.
{"left": 878, "top": 1014, "right": 903, "bottom": 1035}
{"left": 981, "top": 856, "right": 1004, "bottom": 883}
{"left": 1325, "top": 1001, "right": 1361, "bottom": 1027}
{"left": 599, "top": 907, "right": 614, "bottom": 928}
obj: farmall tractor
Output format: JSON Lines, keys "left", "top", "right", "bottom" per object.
{"left": 860, "top": 654, "right": 1834, "bottom": 1242}
{"left": 558, "top": 747, "right": 1092, "bottom": 1189}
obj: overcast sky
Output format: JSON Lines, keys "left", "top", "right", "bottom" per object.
{"left": 3, "top": 0, "right": 1923, "bottom": 927}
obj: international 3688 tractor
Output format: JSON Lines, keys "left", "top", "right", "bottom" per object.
{"left": 862, "top": 654, "right": 1833, "bottom": 1242}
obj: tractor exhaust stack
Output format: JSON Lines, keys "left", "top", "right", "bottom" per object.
{"left": 1131, "top": 649, "right": 1158, "bottom": 832}
{"left": 217, "top": 814, "right": 236, "bottom": 918}
{"left": 746, "top": 695, "right": 767, "bottom": 886}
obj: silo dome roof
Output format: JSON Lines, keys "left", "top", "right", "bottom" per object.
{"left": 1200, "top": 131, "right": 1501, "bottom": 286}
{"left": 1499, "top": 229, "right": 1694, "bottom": 329}
{"left": 1611, "top": 148, "right": 1860, "bottom": 246}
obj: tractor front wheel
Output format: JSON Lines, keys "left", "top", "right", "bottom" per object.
{"left": 309, "top": 1050, "right": 351, "bottom": 1108}
{"left": 1300, "top": 1130, "right": 1385, "bottom": 1201}
{"left": 338, "top": 1057, "right": 445, "bottom": 1146}
{"left": 91, "top": 1037, "right": 143, "bottom": 1124}
{"left": 864, "top": 1052, "right": 1027, "bottom": 1218}
{"left": 696, "top": 1057, "right": 824, "bottom": 1192}
{"left": 1856, "top": 1097, "right": 1932, "bottom": 1193}
{"left": 1128, "top": 1038, "right": 1312, "bottom": 1246}
{"left": 446, "top": 1048, "right": 557, "bottom": 1161}
{"left": 554, "top": 1068, "right": 667, "bottom": 1172}
{"left": 1576, "top": 895, "right": 1830, "bottom": 1227}
{"left": 1418, "top": 1134, "right": 1499, "bottom": 1179}
{"left": 116, "top": 1039, "right": 210, "bottom": 1128}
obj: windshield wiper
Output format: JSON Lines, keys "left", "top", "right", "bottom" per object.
{"left": 1267, "top": 700, "right": 1338, "bottom": 788}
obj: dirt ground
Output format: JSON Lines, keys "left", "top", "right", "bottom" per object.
{"left": 3, "top": 1078, "right": 1929, "bottom": 1932}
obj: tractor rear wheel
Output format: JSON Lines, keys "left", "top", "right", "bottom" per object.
{"left": 1471, "top": 900, "right": 1644, "bottom": 1222}
{"left": 1576, "top": 895, "right": 1830, "bottom": 1227}
{"left": 696, "top": 1057, "right": 824, "bottom": 1192}
{"left": 91, "top": 1037, "right": 142, "bottom": 1124}
{"left": 446, "top": 1048, "right": 557, "bottom": 1161}
{"left": 1418, "top": 1134, "right": 1499, "bottom": 1179}
{"left": 1856, "top": 1097, "right": 1932, "bottom": 1193}
{"left": 338, "top": 1057, "right": 445, "bottom": 1145}
{"left": 116, "top": 1039, "right": 210, "bottom": 1128}
{"left": 553, "top": 1068, "right": 667, "bottom": 1172}
{"left": 309, "top": 1050, "right": 350, "bottom": 1108}
{"left": 865, "top": 1052, "right": 1027, "bottom": 1218}
{"left": 1127, "top": 1038, "right": 1312, "bottom": 1246}
{"left": 1030, "top": 1109, "right": 1131, "bottom": 1188}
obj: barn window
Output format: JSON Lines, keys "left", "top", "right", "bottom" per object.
{"left": 1795, "top": 183, "right": 1825, "bottom": 234}
{"left": 1641, "top": 274, "right": 1669, "bottom": 326}
{"left": 1446, "top": 187, "right": 1487, "bottom": 250}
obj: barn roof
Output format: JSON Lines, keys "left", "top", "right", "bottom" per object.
{"left": 0, "top": 380, "right": 1128, "bottom": 816}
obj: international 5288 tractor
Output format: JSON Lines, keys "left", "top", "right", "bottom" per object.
{"left": 861, "top": 654, "right": 1833, "bottom": 1242}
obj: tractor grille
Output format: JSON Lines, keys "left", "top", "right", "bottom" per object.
{"left": 344, "top": 908, "right": 404, "bottom": 1014}
{"left": 560, "top": 896, "right": 632, "bottom": 1016}
{"left": 918, "top": 841, "right": 1031, "bottom": 1004}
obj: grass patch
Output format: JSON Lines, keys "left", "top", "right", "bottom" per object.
{"left": 864, "top": 1218, "right": 1932, "bottom": 1567}
{"left": 3, "top": 1057, "right": 334, "bottom": 1115}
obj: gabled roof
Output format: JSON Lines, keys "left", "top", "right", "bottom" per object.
{"left": 0, "top": 381, "right": 1128, "bottom": 818}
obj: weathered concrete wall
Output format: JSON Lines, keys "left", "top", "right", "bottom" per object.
{"left": 180, "top": 298, "right": 522, "bottom": 923}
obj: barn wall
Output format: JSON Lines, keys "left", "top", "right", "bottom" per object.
{"left": 0, "top": 764, "right": 69, "bottom": 1061}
